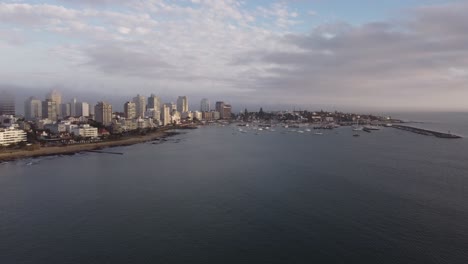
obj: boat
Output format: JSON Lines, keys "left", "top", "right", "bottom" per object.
{"left": 352, "top": 119, "right": 363, "bottom": 131}
{"left": 298, "top": 130, "right": 305, "bottom": 133}
{"left": 363, "top": 125, "right": 380, "bottom": 130}
{"left": 363, "top": 127, "right": 372, "bottom": 133}
{"left": 305, "top": 129, "right": 312, "bottom": 132}
{"left": 353, "top": 133, "right": 360, "bottom": 137}
{"left": 314, "top": 132, "right": 323, "bottom": 135}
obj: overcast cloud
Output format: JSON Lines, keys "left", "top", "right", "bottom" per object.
{"left": 0, "top": 0, "right": 467, "bottom": 111}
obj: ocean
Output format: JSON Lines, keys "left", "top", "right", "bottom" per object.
{"left": 1, "top": 113, "right": 468, "bottom": 263}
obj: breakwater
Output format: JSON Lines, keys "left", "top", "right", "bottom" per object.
{"left": 392, "top": 125, "right": 462, "bottom": 139}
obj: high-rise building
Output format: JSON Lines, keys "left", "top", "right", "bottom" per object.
{"left": 60, "top": 103, "right": 71, "bottom": 117}
{"left": 24, "top": 97, "right": 42, "bottom": 120}
{"left": 223, "top": 104, "right": 232, "bottom": 120}
{"left": 70, "top": 98, "right": 77, "bottom": 117}
{"left": 148, "top": 94, "right": 161, "bottom": 111}
{"left": 42, "top": 99, "right": 58, "bottom": 121}
{"left": 0, "top": 91, "right": 15, "bottom": 116}
{"left": 132, "top": 94, "right": 146, "bottom": 118}
{"left": 76, "top": 102, "right": 90, "bottom": 117}
{"left": 95, "top": 102, "right": 112, "bottom": 126}
{"left": 124, "top": 101, "right": 137, "bottom": 119}
{"left": 46, "top": 90, "right": 62, "bottom": 117}
{"left": 200, "top": 98, "right": 210, "bottom": 112}
{"left": 215, "top": 101, "right": 224, "bottom": 112}
{"left": 177, "top": 96, "right": 188, "bottom": 113}
{"left": 160, "top": 105, "right": 171, "bottom": 126}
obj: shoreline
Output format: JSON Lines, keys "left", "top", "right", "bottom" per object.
{"left": 0, "top": 129, "right": 180, "bottom": 163}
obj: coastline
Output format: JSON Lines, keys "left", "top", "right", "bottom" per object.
{"left": 0, "top": 129, "right": 179, "bottom": 163}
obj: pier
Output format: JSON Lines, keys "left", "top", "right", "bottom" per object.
{"left": 391, "top": 125, "right": 462, "bottom": 139}
{"left": 86, "top": 150, "right": 124, "bottom": 155}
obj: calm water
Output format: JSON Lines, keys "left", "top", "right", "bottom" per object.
{"left": 1, "top": 115, "right": 468, "bottom": 263}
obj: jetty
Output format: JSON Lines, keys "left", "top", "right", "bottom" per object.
{"left": 391, "top": 125, "right": 462, "bottom": 139}
{"left": 85, "top": 150, "right": 124, "bottom": 155}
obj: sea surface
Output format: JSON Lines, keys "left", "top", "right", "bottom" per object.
{"left": 1, "top": 113, "right": 468, "bottom": 263}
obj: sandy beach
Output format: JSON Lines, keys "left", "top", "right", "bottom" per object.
{"left": 0, "top": 129, "right": 177, "bottom": 162}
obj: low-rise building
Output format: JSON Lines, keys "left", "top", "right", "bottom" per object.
{"left": 71, "top": 124, "right": 98, "bottom": 138}
{"left": 0, "top": 126, "right": 27, "bottom": 146}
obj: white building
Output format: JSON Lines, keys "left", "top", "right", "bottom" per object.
{"left": 161, "top": 105, "right": 171, "bottom": 126}
{"left": 192, "top": 111, "right": 202, "bottom": 120}
{"left": 46, "top": 90, "right": 62, "bottom": 117}
{"left": 171, "top": 111, "right": 181, "bottom": 124}
{"left": 124, "top": 101, "right": 137, "bottom": 119}
{"left": 148, "top": 94, "right": 161, "bottom": 111}
{"left": 76, "top": 102, "right": 90, "bottom": 117}
{"left": 0, "top": 126, "right": 27, "bottom": 146}
{"left": 71, "top": 124, "right": 98, "bottom": 138}
{"left": 133, "top": 94, "right": 147, "bottom": 118}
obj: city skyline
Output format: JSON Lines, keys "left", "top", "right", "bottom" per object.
{"left": 1, "top": 1, "right": 468, "bottom": 111}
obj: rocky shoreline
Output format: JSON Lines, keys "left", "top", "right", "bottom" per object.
{"left": 0, "top": 129, "right": 180, "bottom": 163}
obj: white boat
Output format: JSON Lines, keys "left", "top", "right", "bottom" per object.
{"left": 364, "top": 125, "right": 380, "bottom": 130}
{"left": 305, "top": 129, "right": 312, "bottom": 132}
{"left": 298, "top": 130, "right": 305, "bottom": 133}
{"left": 314, "top": 132, "right": 323, "bottom": 135}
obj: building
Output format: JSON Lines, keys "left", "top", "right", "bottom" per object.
{"left": 24, "top": 97, "right": 42, "bottom": 120}
{"left": 95, "top": 102, "right": 112, "bottom": 126}
{"left": 177, "top": 96, "right": 188, "bottom": 113}
{"left": 46, "top": 90, "right": 62, "bottom": 117}
{"left": 70, "top": 98, "right": 77, "bottom": 117}
{"left": 160, "top": 105, "right": 171, "bottom": 126}
{"left": 133, "top": 94, "right": 146, "bottom": 118}
{"left": 202, "top": 111, "right": 213, "bottom": 121}
{"left": 76, "top": 102, "right": 90, "bottom": 117}
{"left": 60, "top": 103, "right": 71, "bottom": 117}
{"left": 124, "top": 101, "right": 137, "bottom": 119}
{"left": 200, "top": 98, "right": 210, "bottom": 112}
{"left": 0, "top": 126, "right": 27, "bottom": 146}
{"left": 42, "top": 99, "right": 58, "bottom": 121}
{"left": 0, "top": 91, "right": 15, "bottom": 116}
{"left": 192, "top": 111, "right": 202, "bottom": 120}
{"left": 71, "top": 124, "right": 98, "bottom": 138}
{"left": 212, "top": 111, "right": 220, "bottom": 120}
{"left": 223, "top": 104, "right": 232, "bottom": 120}
{"left": 148, "top": 94, "right": 161, "bottom": 111}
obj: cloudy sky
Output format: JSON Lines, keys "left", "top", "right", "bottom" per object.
{"left": 1, "top": 0, "right": 467, "bottom": 111}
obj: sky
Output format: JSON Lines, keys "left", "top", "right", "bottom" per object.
{"left": 0, "top": 0, "right": 468, "bottom": 111}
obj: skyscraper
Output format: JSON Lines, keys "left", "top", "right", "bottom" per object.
{"left": 148, "top": 94, "right": 161, "bottom": 111}
{"left": 24, "top": 97, "right": 42, "bottom": 120}
{"left": 124, "top": 101, "right": 136, "bottom": 119}
{"left": 133, "top": 94, "right": 146, "bottom": 118}
{"left": 42, "top": 99, "right": 58, "bottom": 121}
{"left": 177, "top": 96, "right": 188, "bottom": 113}
{"left": 70, "top": 98, "right": 77, "bottom": 117}
{"left": 161, "top": 104, "right": 171, "bottom": 126}
{"left": 200, "top": 98, "right": 210, "bottom": 112}
{"left": 46, "top": 90, "right": 62, "bottom": 117}
{"left": 0, "top": 91, "right": 15, "bottom": 116}
{"left": 215, "top": 101, "right": 224, "bottom": 116}
{"left": 95, "top": 102, "right": 112, "bottom": 126}
{"left": 60, "top": 103, "right": 71, "bottom": 117}
{"left": 75, "top": 102, "right": 90, "bottom": 117}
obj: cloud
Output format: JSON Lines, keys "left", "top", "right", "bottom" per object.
{"left": 0, "top": 1, "right": 468, "bottom": 110}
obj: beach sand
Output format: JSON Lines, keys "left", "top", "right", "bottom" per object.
{"left": 0, "top": 129, "right": 176, "bottom": 162}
